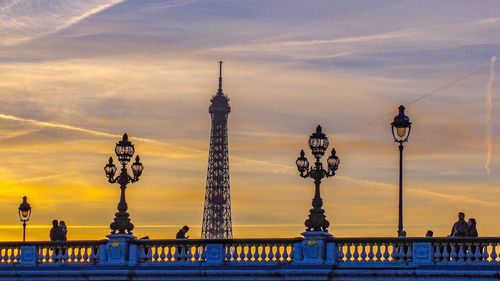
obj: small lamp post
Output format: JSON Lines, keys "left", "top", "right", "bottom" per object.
{"left": 104, "top": 133, "right": 144, "bottom": 235}
{"left": 18, "top": 196, "right": 31, "bottom": 242}
{"left": 296, "top": 125, "right": 340, "bottom": 232}
{"left": 391, "top": 105, "right": 411, "bottom": 237}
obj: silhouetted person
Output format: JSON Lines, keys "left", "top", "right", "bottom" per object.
{"left": 450, "top": 212, "right": 468, "bottom": 237}
{"left": 59, "top": 221, "right": 68, "bottom": 241}
{"left": 175, "top": 226, "right": 190, "bottom": 261}
{"left": 425, "top": 230, "right": 434, "bottom": 237}
{"left": 467, "top": 218, "right": 478, "bottom": 237}
{"left": 49, "top": 219, "right": 64, "bottom": 261}
{"left": 50, "top": 220, "right": 64, "bottom": 241}
{"left": 176, "top": 225, "right": 190, "bottom": 239}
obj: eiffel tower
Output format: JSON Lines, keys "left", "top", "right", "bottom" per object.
{"left": 201, "top": 62, "right": 233, "bottom": 239}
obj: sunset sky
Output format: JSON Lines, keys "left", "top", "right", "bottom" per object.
{"left": 0, "top": 0, "right": 499, "bottom": 241}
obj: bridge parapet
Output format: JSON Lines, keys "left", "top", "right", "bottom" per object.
{"left": 0, "top": 237, "right": 499, "bottom": 280}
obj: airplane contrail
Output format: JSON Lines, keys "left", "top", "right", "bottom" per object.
{"left": 485, "top": 56, "right": 496, "bottom": 174}
{"left": 0, "top": 113, "right": 192, "bottom": 148}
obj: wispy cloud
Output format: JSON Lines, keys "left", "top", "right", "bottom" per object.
{"left": 485, "top": 56, "right": 496, "bottom": 174}
{"left": 0, "top": 0, "right": 124, "bottom": 45}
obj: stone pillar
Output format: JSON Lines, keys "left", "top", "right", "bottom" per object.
{"left": 98, "top": 234, "right": 136, "bottom": 266}
{"left": 205, "top": 243, "right": 224, "bottom": 265}
{"left": 19, "top": 246, "right": 37, "bottom": 267}
{"left": 293, "top": 231, "right": 333, "bottom": 265}
{"left": 412, "top": 241, "right": 433, "bottom": 265}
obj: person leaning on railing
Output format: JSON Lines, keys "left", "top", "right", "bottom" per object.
{"left": 175, "top": 226, "right": 190, "bottom": 261}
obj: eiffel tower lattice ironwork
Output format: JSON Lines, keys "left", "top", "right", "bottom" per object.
{"left": 201, "top": 61, "right": 233, "bottom": 239}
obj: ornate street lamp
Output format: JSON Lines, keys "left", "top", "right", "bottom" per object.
{"left": 18, "top": 196, "right": 31, "bottom": 242}
{"left": 104, "top": 133, "right": 144, "bottom": 235}
{"left": 391, "top": 105, "right": 411, "bottom": 237}
{"left": 296, "top": 125, "right": 340, "bottom": 232}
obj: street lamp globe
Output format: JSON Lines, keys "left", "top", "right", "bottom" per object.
{"left": 115, "top": 133, "right": 135, "bottom": 165}
{"left": 18, "top": 196, "right": 31, "bottom": 222}
{"left": 391, "top": 105, "right": 411, "bottom": 143}
{"left": 104, "top": 157, "right": 117, "bottom": 179}
{"left": 131, "top": 155, "right": 144, "bottom": 178}
{"left": 308, "top": 125, "right": 329, "bottom": 159}
{"left": 327, "top": 148, "right": 340, "bottom": 173}
{"left": 295, "top": 149, "right": 309, "bottom": 173}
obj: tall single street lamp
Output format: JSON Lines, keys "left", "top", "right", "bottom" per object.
{"left": 391, "top": 105, "right": 411, "bottom": 237}
{"left": 104, "top": 133, "right": 144, "bottom": 235}
{"left": 296, "top": 125, "right": 340, "bottom": 232}
{"left": 18, "top": 196, "right": 31, "bottom": 242}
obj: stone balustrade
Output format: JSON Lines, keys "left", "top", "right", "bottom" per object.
{"left": 0, "top": 236, "right": 499, "bottom": 280}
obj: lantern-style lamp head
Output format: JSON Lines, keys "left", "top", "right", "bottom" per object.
{"left": 131, "top": 155, "right": 144, "bottom": 178}
{"left": 104, "top": 157, "right": 117, "bottom": 178}
{"left": 308, "top": 125, "right": 329, "bottom": 159}
{"left": 18, "top": 196, "right": 31, "bottom": 222}
{"left": 327, "top": 148, "right": 340, "bottom": 172}
{"left": 391, "top": 105, "right": 411, "bottom": 143}
{"left": 296, "top": 150, "right": 309, "bottom": 173}
{"left": 115, "top": 133, "right": 135, "bottom": 165}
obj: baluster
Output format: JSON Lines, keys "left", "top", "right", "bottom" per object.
{"left": 152, "top": 246, "right": 159, "bottom": 262}
{"left": 83, "top": 246, "right": 92, "bottom": 263}
{"left": 368, "top": 244, "right": 375, "bottom": 261}
{"left": 353, "top": 244, "right": 360, "bottom": 261}
{"left": 397, "top": 243, "right": 405, "bottom": 261}
{"left": 0, "top": 248, "right": 5, "bottom": 263}
{"left": 245, "top": 244, "right": 252, "bottom": 262}
{"left": 405, "top": 243, "right": 412, "bottom": 261}
{"left": 449, "top": 243, "right": 457, "bottom": 261}
{"left": 5, "top": 248, "right": 11, "bottom": 263}
{"left": 490, "top": 243, "right": 497, "bottom": 262}
{"left": 276, "top": 244, "right": 282, "bottom": 261}
{"left": 262, "top": 244, "right": 268, "bottom": 262}
{"left": 390, "top": 243, "right": 398, "bottom": 261}
{"left": 434, "top": 243, "right": 442, "bottom": 262}
{"left": 14, "top": 248, "right": 20, "bottom": 263}
{"left": 145, "top": 245, "right": 152, "bottom": 263}
{"left": 252, "top": 245, "right": 259, "bottom": 262}
{"left": 282, "top": 244, "right": 289, "bottom": 261}
{"left": 360, "top": 243, "right": 367, "bottom": 261}
{"left": 345, "top": 244, "right": 352, "bottom": 261}
{"left": 442, "top": 244, "right": 450, "bottom": 262}
{"left": 159, "top": 246, "right": 166, "bottom": 262}
{"left": 458, "top": 243, "right": 465, "bottom": 261}
{"left": 231, "top": 245, "right": 238, "bottom": 261}
{"left": 44, "top": 248, "right": 51, "bottom": 263}
{"left": 187, "top": 244, "right": 193, "bottom": 261}
{"left": 166, "top": 245, "right": 173, "bottom": 262}
{"left": 67, "top": 247, "right": 75, "bottom": 263}
{"left": 194, "top": 245, "right": 200, "bottom": 261}
{"left": 265, "top": 245, "right": 273, "bottom": 262}
{"left": 238, "top": 245, "right": 245, "bottom": 261}
{"left": 201, "top": 245, "right": 207, "bottom": 261}
{"left": 57, "top": 246, "right": 64, "bottom": 264}
{"left": 375, "top": 243, "right": 382, "bottom": 261}
{"left": 289, "top": 244, "right": 294, "bottom": 262}
{"left": 382, "top": 244, "right": 389, "bottom": 262}
{"left": 76, "top": 246, "right": 82, "bottom": 263}
{"left": 336, "top": 244, "right": 344, "bottom": 261}
{"left": 466, "top": 244, "right": 473, "bottom": 262}
{"left": 473, "top": 244, "right": 482, "bottom": 262}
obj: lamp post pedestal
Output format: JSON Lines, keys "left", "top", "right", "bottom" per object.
{"left": 294, "top": 231, "right": 333, "bottom": 265}
{"left": 100, "top": 234, "right": 137, "bottom": 266}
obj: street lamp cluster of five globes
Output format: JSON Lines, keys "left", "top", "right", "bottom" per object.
{"left": 17, "top": 106, "right": 411, "bottom": 240}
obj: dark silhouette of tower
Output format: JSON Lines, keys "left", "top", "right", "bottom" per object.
{"left": 201, "top": 62, "right": 233, "bottom": 239}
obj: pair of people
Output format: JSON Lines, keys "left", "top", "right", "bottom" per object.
{"left": 49, "top": 219, "right": 68, "bottom": 241}
{"left": 450, "top": 212, "right": 478, "bottom": 237}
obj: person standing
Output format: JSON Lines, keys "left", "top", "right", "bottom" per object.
{"left": 176, "top": 226, "right": 190, "bottom": 239}
{"left": 59, "top": 221, "right": 68, "bottom": 241}
{"left": 49, "top": 219, "right": 63, "bottom": 241}
{"left": 175, "top": 226, "right": 190, "bottom": 261}
{"left": 450, "top": 212, "right": 468, "bottom": 237}
{"left": 467, "top": 218, "right": 478, "bottom": 237}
